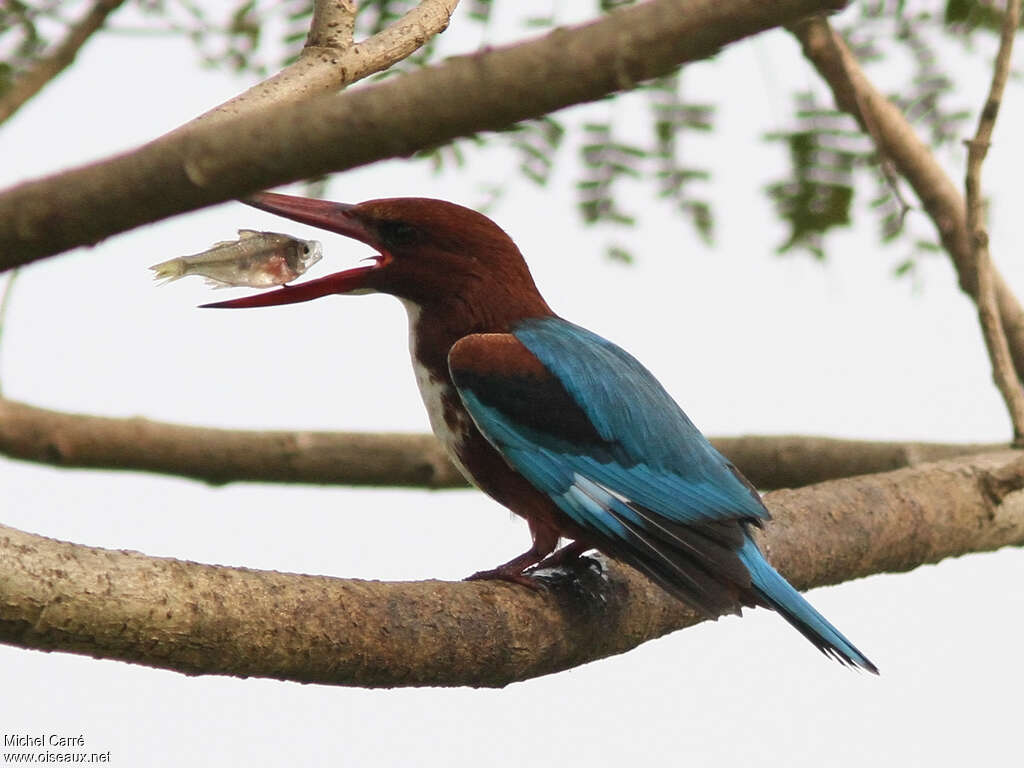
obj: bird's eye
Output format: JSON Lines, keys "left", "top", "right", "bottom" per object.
{"left": 378, "top": 221, "right": 419, "bottom": 247}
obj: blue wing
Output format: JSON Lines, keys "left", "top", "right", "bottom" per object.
{"left": 449, "top": 317, "right": 876, "bottom": 671}
{"left": 513, "top": 317, "right": 770, "bottom": 525}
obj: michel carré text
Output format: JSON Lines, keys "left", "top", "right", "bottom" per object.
{"left": 3, "top": 734, "right": 85, "bottom": 748}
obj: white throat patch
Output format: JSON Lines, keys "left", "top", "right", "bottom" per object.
{"left": 401, "top": 300, "right": 474, "bottom": 482}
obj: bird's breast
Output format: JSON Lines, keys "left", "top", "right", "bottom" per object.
{"left": 403, "top": 301, "right": 475, "bottom": 482}
{"left": 401, "top": 302, "right": 572, "bottom": 539}
{"left": 410, "top": 356, "right": 475, "bottom": 481}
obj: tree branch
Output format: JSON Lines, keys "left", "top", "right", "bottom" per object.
{"left": 180, "top": 0, "right": 459, "bottom": 133}
{"left": 789, "top": 16, "right": 1024, "bottom": 385}
{"left": 308, "top": 0, "right": 358, "bottom": 49}
{"left": 0, "top": 0, "right": 128, "bottom": 126}
{"left": 0, "top": 396, "right": 1001, "bottom": 489}
{"left": 964, "top": 0, "right": 1024, "bottom": 443}
{"left": 2, "top": 450, "right": 1022, "bottom": 687}
{"left": 710, "top": 433, "right": 1002, "bottom": 489}
{"left": 0, "top": 397, "right": 464, "bottom": 488}
{"left": 0, "top": 0, "right": 848, "bottom": 272}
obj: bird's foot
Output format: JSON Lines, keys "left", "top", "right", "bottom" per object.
{"left": 465, "top": 541, "right": 597, "bottom": 589}
{"left": 465, "top": 548, "right": 548, "bottom": 590}
{"left": 528, "top": 540, "right": 592, "bottom": 572}
{"left": 465, "top": 567, "right": 544, "bottom": 591}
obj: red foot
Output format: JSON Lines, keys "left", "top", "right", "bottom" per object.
{"left": 465, "top": 567, "right": 545, "bottom": 591}
{"left": 530, "top": 541, "right": 592, "bottom": 572}
{"left": 465, "top": 540, "right": 595, "bottom": 589}
{"left": 464, "top": 545, "right": 548, "bottom": 589}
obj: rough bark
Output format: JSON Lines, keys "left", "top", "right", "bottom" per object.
{"left": 0, "top": 397, "right": 1001, "bottom": 489}
{"left": 2, "top": 450, "right": 1022, "bottom": 687}
{"left": 0, "top": 0, "right": 848, "bottom": 271}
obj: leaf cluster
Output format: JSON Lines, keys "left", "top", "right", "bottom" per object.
{"left": 765, "top": 0, "right": 982, "bottom": 270}
{"left": 414, "top": 72, "right": 714, "bottom": 263}
{"left": 574, "top": 74, "right": 714, "bottom": 261}
{"left": 124, "top": 1, "right": 268, "bottom": 73}
{"left": 766, "top": 93, "right": 865, "bottom": 261}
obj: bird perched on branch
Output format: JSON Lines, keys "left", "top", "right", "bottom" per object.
{"left": 206, "top": 192, "right": 877, "bottom": 673}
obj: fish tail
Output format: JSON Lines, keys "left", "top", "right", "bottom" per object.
{"left": 149, "top": 258, "right": 188, "bottom": 284}
{"left": 738, "top": 535, "right": 878, "bottom": 673}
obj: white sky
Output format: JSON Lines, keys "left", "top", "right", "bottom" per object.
{"left": 1, "top": 2, "right": 1022, "bottom": 766}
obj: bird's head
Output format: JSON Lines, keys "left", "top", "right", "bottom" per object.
{"left": 204, "top": 192, "right": 550, "bottom": 322}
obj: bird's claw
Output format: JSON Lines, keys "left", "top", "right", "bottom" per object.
{"left": 465, "top": 541, "right": 595, "bottom": 590}
{"left": 528, "top": 541, "right": 591, "bottom": 572}
{"left": 464, "top": 568, "right": 545, "bottom": 591}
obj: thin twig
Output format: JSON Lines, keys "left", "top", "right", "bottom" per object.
{"left": 827, "top": 25, "right": 912, "bottom": 228}
{"left": 965, "top": 0, "right": 1024, "bottom": 444}
{"left": 0, "top": 269, "right": 19, "bottom": 395}
{"left": 179, "top": 0, "right": 460, "bottom": 133}
{"left": 0, "top": 0, "right": 128, "bottom": 126}
{"left": 307, "top": 0, "right": 357, "bottom": 49}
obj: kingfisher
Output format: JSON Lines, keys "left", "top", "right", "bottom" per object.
{"left": 207, "top": 191, "right": 877, "bottom": 673}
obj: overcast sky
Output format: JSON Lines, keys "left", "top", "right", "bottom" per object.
{"left": 1, "top": 3, "right": 1022, "bottom": 766}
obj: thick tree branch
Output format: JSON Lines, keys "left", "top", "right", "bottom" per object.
{"left": 710, "top": 434, "right": 1002, "bottom": 489}
{"left": 0, "top": 0, "right": 848, "bottom": 272}
{"left": 0, "top": 397, "right": 1000, "bottom": 489}
{"left": 789, "top": 16, "right": 1024, "bottom": 384}
{"left": 182, "top": 0, "right": 459, "bottom": 132}
{"left": 0, "top": 0, "right": 128, "bottom": 126}
{"left": 964, "top": 0, "right": 1024, "bottom": 442}
{"left": 0, "top": 397, "right": 464, "bottom": 488}
{"left": 1, "top": 450, "right": 1022, "bottom": 687}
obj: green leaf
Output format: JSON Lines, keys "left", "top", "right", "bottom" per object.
{"left": 467, "top": 0, "right": 493, "bottom": 23}
{"left": 606, "top": 245, "right": 635, "bottom": 263}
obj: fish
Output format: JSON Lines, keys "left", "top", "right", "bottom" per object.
{"left": 149, "top": 230, "right": 323, "bottom": 288}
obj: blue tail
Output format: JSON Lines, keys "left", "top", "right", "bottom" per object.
{"left": 738, "top": 536, "right": 878, "bottom": 674}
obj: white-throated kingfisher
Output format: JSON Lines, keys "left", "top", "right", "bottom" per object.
{"left": 206, "top": 191, "right": 877, "bottom": 673}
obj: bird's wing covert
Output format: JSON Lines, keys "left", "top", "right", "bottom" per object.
{"left": 448, "top": 317, "right": 769, "bottom": 533}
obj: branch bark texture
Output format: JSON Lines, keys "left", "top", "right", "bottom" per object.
{"left": 0, "top": 0, "right": 847, "bottom": 271}
{"left": 0, "top": 397, "right": 1000, "bottom": 489}
{"left": 1, "top": 451, "right": 1022, "bottom": 687}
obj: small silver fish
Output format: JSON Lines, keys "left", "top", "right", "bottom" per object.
{"left": 150, "top": 230, "right": 323, "bottom": 288}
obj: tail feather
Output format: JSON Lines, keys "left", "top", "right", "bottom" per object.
{"left": 738, "top": 536, "right": 878, "bottom": 674}
{"left": 149, "top": 258, "right": 187, "bottom": 284}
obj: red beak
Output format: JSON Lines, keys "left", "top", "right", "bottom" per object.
{"left": 202, "top": 192, "right": 384, "bottom": 309}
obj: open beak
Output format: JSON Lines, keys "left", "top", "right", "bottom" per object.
{"left": 202, "top": 192, "right": 387, "bottom": 309}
